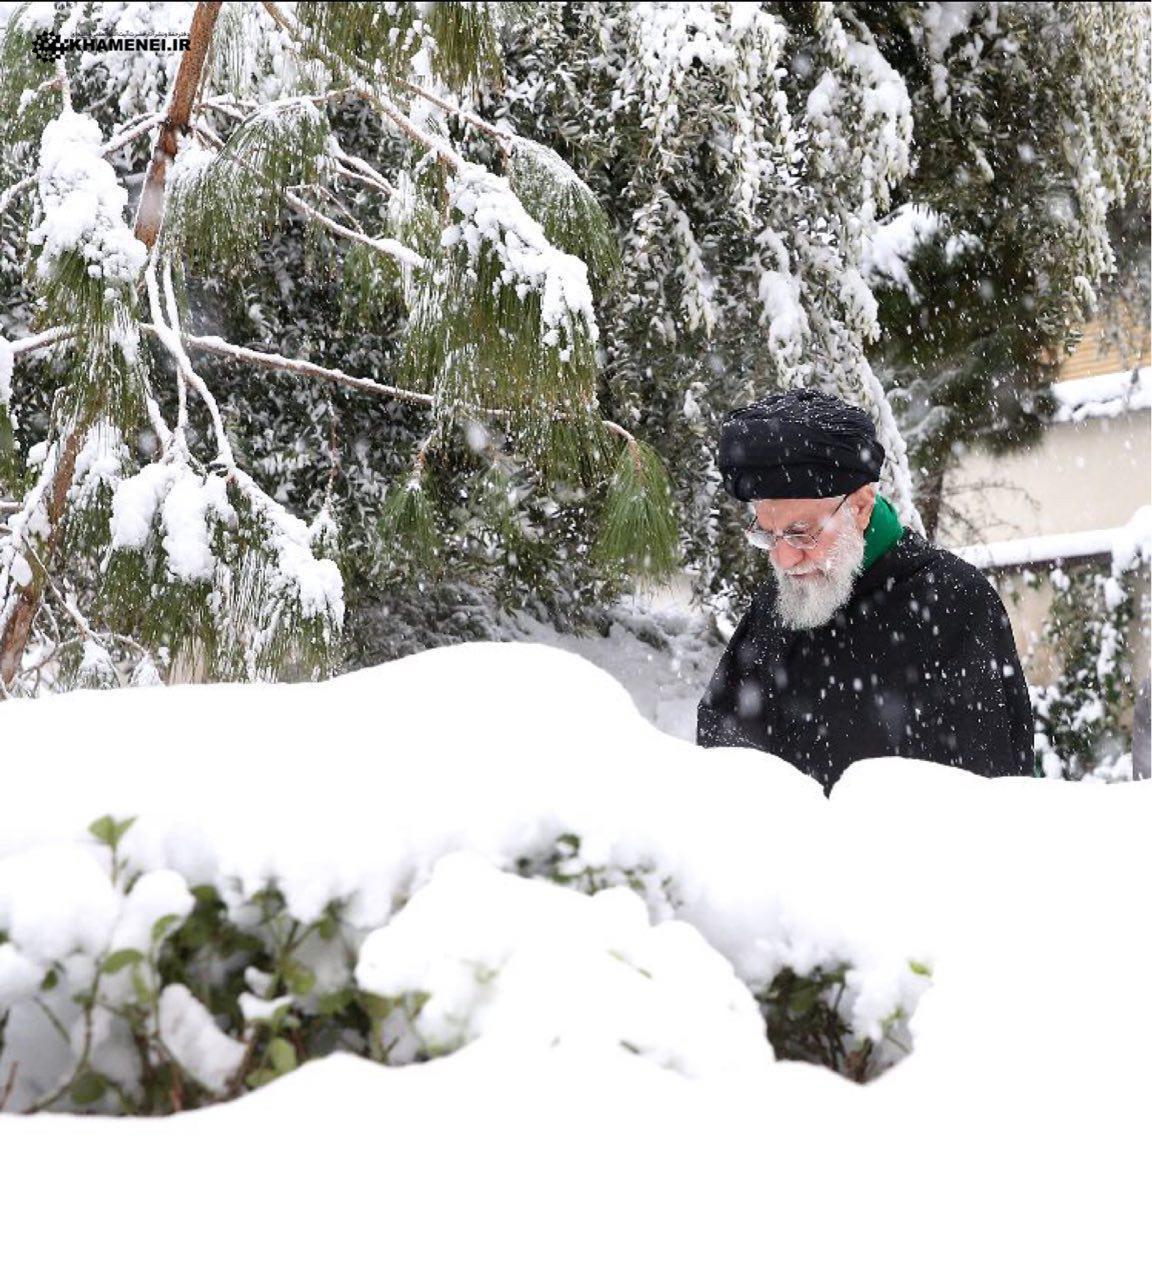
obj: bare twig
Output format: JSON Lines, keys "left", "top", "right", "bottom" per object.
{"left": 0, "top": 1061, "right": 18, "bottom": 1111}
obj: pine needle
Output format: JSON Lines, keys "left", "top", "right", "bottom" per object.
{"left": 509, "top": 139, "right": 620, "bottom": 284}
{"left": 591, "top": 439, "right": 680, "bottom": 584}
{"left": 0, "top": 7, "right": 56, "bottom": 184}
{"left": 162, "top": 99, "right": 331, "bottom": 275}
{"left": 378, "top": 475, "right": 443, "bottom": 576}
{"left": 296, "top": 1, "right": 502, "bottom": 96}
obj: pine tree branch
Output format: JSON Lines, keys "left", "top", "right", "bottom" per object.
{"left": 0, "top": 421, "right": 86, "bottom": 689}
{"left": 602, "top": 418, "right": 640, "bottom": 450}
{"left": 143, "top": 251, "right": 235, "bottom": 468}
{"left": 156, "top": 257, "right": 191, "bottom": 459}
{"left": 55, "top": 57, "right": 72, "bottom": 112}
{"left": 328, "top": 140, "right": 397, "bottom": 198}
{"left": 261, "top": 0, "right": 511, "bottom": 153}
{"left": 284, "top": 189, "right": 424, "bottom": 266}
{"left": 138, "top": 326, "right": 639, "bottom": 464}
{"left": 2, "top": 6, "right": 367, "bottom": 692}
{"left": 396, "top": 76, "right": 512, "bottom": 152}
{"left": 22, "top": 536, "right": 149, "bottom": 662}
{"left": 203, "top": 98, "right": 399, "bottom": 199}
{"left": 261, "top": 1, "right": 466, "bottom": 170}
{"left": 190, "top": 117, "right": 424, "bottom": 269}
{"left": 5, "top": 327, "right": 71, "bottom": 356}
{"left": 140, "top": 325, "right": 435, "bottom": 407}
{"left": 134, "top": 1, "right": 224, "bottom": 249}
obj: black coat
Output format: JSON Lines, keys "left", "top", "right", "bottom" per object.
{"left": 696, "top": 531, "right": 1035, "bottom": 791}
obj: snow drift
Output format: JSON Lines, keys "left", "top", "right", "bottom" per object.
{"left": 1, "top": 642, "right": 1149, "bottom": 1277}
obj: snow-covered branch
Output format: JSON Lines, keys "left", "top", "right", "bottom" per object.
{"left": 141, "top": 326, "right": 435, "bottom": 408}
{"left": 0, "top": 112, "right": 165, "bottom": 218}
{"left": 143, "top": 252, "right": 234, "bottom": 468}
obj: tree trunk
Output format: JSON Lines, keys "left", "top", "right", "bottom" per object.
{"left": 134, "top": 1, "right": 223, "bottom": 248}
{"left": 917, "top": 459, "right": 949, "bottom": 544}
{"left": 0, "top": 424, "right": 84, "bottom": 686}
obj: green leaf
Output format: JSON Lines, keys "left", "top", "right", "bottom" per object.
{"left": 70, "top": 1072, "right": 107, "bottom": 1107}
{"left": 267, "top": 1037, "right": 298, "bottom": 1076}
{"left": 787, "top": 982, "right": 819, "bottom": 1017}
{"left": 131, "top": 969, "right": 152, "bottom": 1006}
{"left": 316, "top": 989, "right": 353, "bottom": 1016}
{"left": 88, "top": 814, "right": 137, "bottom": 852}
{"left": 41, "top": 968, "right": 59, "bottom": 991}
{"left": 151, "top": 914, "right": 183, "bottom": 944}
{"left": 102, "top": 948, "right": 145, "bottom": 975}
{"left": 908, "top": 959, "right": 933, "bottom": 977}
{"left": 285, "top": 963, "right": 316, "bottom": 997}
{"left": 357, "top": 992, "right": 393, "bottom": 1022}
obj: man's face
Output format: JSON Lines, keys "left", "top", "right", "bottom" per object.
{"left": 751, "top": 487, "right": 874, "bottom": 628}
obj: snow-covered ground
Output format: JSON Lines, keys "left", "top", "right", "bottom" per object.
{"left": 508, "top": 584, "right": 726, "bottom": 740}
{"left": 1, "top": 642, "right": 1149, "bottom": 1277}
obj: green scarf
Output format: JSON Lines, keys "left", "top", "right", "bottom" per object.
{"left": 861, "top": 494, "right": 904, "bottom": 574}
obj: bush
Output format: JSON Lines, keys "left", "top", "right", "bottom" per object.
{"left": 0, "top": 822, "right": 920, "bottom": 1114}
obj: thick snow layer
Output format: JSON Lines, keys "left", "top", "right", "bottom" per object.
{"left": 29, "top": 109, "right": 146, "bottom": 289}
{"left": 0, "top": 643, "right": 1149, "bottom": 1276}
{"left": 357, "top": 853, "right": 773, "bottom": 1078}
{"left": 1051, "top": 364, "right": 1151, "bottom": 422}
{"left": 509, "top": 594, "right": 724, "bottom": 740}
{"left": 860, "top": 203, "right": 940, "bottom": 290}
{"left": 445, "top": 161, "right": 599, "bottom": 358}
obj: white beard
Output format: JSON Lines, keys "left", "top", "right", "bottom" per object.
{"left": 770, "top": 513, "right": 866, "bottom": 630}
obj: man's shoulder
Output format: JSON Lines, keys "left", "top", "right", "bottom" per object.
{"left": 858, "top": 533, "right": 1012, "bottom": 645}
{"left": 880, "top": 532, "right": 1004, "bottom": 605}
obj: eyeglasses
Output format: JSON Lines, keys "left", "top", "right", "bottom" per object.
{"left": 744, "top": 494, "right": 849, "bottom": 552}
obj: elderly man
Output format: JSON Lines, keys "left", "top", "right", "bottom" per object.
{"left": 697, "top": 389, "right": 1034, "bottom": 791}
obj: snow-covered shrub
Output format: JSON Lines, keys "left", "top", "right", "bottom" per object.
{"left": 356, "top": 853, "right": 773, "bottom": 1078}
{"left": 0, "top": 644, "right": 939, "bottom": 1113}
{"left": 1031, "top": 514, "right": 1151, "bottom": 780}
{"left": 1, "top": 814, "right": 911, "bottom": 1113}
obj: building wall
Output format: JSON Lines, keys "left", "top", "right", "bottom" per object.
{"left": 1056, "top": 315, "right": 1151, "bottom": 382}
{"left": 938, "top": 408, "right": 1151, "bottom": 545}
{"left": 937, "top": 314, "right": 1151, "bottom": 706}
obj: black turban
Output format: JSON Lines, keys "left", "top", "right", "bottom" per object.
{"left": 718, "top": 389, "right": 885, "bottom": 500}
